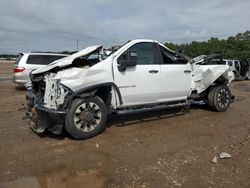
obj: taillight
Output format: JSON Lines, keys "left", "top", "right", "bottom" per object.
{"left": 13, "top": 67, "right": 25, "bottom": 73}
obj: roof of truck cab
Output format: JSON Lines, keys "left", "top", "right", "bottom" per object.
{"left": 130, "top": 39, "right": 158, "bottom": 43}
{"left": 112, "top": 39, "right": 162, "bottom": 56}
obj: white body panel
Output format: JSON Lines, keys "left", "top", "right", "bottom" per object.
{"left": 191, "top": 64, "right": 230, "bottom": 93}
{"left": 113, "top": 64, "right": 160, "bottom": 106}
{"left": 159, "top": 64, "right": 192, "bottom": 102}
{"left": 33, "top": 39, "right": 232, "bottom": 110}
{"left": 53, "top": 57, "right": 114, "bottom": 92}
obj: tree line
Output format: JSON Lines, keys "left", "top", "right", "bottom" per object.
{"left": 1, "top": 31, "right": 250, "bottom": 61}
{"left": 0, "top": 54, "right": 18, "bottom": 59}
{"left": 165, "top": 31, "right": 250, "bottom": 61}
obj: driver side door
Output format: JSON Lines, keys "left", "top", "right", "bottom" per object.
{"left": 113, "top": 42, "right": 160, "bottom": 107}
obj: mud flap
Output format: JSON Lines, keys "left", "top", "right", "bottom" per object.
{"left": 26, "top": 98, "right": 66, "bottom": 135}
{"left": 29, "top": 107, "right": 47, "bottom": 133}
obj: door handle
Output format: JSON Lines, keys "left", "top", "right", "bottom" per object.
{"left": 149, "top": 70, "right": 159, "bottom": 73}
{"left": 184, "top": 70, "right": 191, "bottom": 73}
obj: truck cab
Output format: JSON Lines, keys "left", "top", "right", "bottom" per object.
{"left": 112, "top": 40, "right": 192, "bottom": 107}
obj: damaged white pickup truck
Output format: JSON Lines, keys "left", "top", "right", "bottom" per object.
{"left": 26, "top": 39, "right": 234, "bottom": 139}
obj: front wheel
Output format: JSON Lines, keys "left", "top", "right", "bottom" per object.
{"left": 65, "top": 96, "right": 107, "bottom": 139}
{"left": 208, "top": 85, "right": 231, "bottom": 112}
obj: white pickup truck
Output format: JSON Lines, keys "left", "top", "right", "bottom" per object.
{"left": 26, "top": 39, "right": 233, "bottom": 139}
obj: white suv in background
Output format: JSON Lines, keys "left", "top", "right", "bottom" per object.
{"left": 13, "top": 53, "right": 68, "bottom": 85}
{"left": 223, "top": 59, "right": 250, "bottom": 80}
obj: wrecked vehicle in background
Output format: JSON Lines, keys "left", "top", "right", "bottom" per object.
{"left": 194, "top": 54, "right": 250, "bottom": 81}
{"left": 218, "top": 59, "right": 250, "bottom": 80}
{"left": 223, "top": 59, "right": 250, "bottom": 80}
{"left": 193, "top": 54, "right": 235, "bottom": 82}
{"left": 26, "top": 40, "right": 234, "bottom": 139}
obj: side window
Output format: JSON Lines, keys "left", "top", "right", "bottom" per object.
{"left": 161, "top": 46, "right": 175, "bottom": 64}
{"left": 118, "top": 42, "right": 155, "bottom": 65}
{"left": 160, "top": 46, "right": 187, "bottom": 64}
{"left": 27, "top": 55, "right": 66, "bottom": 65}
{"left": 228, "top": 61, "right": 233, "bottom": 66}
{"left": 235, "top": 61, "right": 240, "bottom": 69}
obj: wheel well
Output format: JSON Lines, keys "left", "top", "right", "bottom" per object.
{"left": 68, "top": 83, "right": 122, "bottom": 112}
{"left": 199, "top": 77, "right": 228, "bottom": 100}
{"left": 95, "top": 86, "right": 112, "bottom": 106}
{"left": 69, "top": 86, "right": 112, "bottom": 113}
{"left": 214, "top": 75, "right": 228, "bottom": 85}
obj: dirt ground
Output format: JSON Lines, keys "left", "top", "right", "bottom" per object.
{"left": 0, "top": 61, "right": 250, "bottom": 188}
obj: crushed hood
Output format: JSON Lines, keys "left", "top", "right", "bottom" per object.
{"left": 32, "top": 45, "right": 102, "bottom": 75}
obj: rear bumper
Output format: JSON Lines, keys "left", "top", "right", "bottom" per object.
{"left": 26, "top": 92, "right": 66, "bottom": 135}
{"left": 13, "top": 73, "right": 30, "bottom": 84}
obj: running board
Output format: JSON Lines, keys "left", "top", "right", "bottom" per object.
{"left": 116, "top": 102, "right": 188, "bottom": 115}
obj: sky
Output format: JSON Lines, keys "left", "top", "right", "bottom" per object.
{"left": 0, "top": 0, "right": 250, "bottom": 54}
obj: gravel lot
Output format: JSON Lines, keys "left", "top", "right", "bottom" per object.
{"left": 0, "top": 61, "right": 250, "bottom": 188}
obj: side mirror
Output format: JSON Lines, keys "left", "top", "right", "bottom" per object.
{"left": 118, "top": 51, "right": 137, "bottom": 72}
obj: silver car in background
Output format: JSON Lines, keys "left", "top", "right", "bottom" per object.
{"left": 13, "top": 53, "right": 68, "bottom": 85}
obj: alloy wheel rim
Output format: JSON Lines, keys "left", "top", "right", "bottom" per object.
{"left": 74, "top": 102, "right": 102, "bottom": 132}
{"left": 217, "top": 88, "right": 230, "bottom": 108}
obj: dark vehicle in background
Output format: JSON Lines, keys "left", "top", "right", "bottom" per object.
{"left": 13, "top": 53, "right": 68, "bottom": 85}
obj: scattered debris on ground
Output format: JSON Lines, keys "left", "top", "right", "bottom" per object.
{"left": 219, "top": 152, "right": 232, "bottom": 159}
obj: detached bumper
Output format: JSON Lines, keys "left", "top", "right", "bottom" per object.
{"left": 26, "top": 92, "right": 66, "bottom": 135}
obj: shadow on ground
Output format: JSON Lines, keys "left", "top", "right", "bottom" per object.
{"left": 31, "top": 103, "right": 212, "bottom": 140}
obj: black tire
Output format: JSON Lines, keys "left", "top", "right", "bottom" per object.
{"left": 65, "top": 96, "right": 107, "bottom": 139}
{"left": 208, "top": 85, "right": 231, "bottom": 112}
{"left": 246, "top": 71, "right": 250, "bottom": 80}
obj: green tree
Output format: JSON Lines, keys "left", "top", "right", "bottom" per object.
{"left": 164, "top": 31, "right": 250, "bottom": 61}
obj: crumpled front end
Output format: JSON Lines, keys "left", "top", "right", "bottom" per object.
{"left": 191, "top": 64, "right": 232, "bottom": 94}
{"left": 25, "top": 44, "right": 105, "bottom": 135}
{"left": 26, "top": 72, "right": 73, "bottom": 135}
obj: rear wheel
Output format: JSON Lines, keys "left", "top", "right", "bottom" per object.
{"left": 65, "top": 96, "right": 107, "bottom": 139}
{"left": 208, "top": 85, "right": 231, "bottom": 112}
